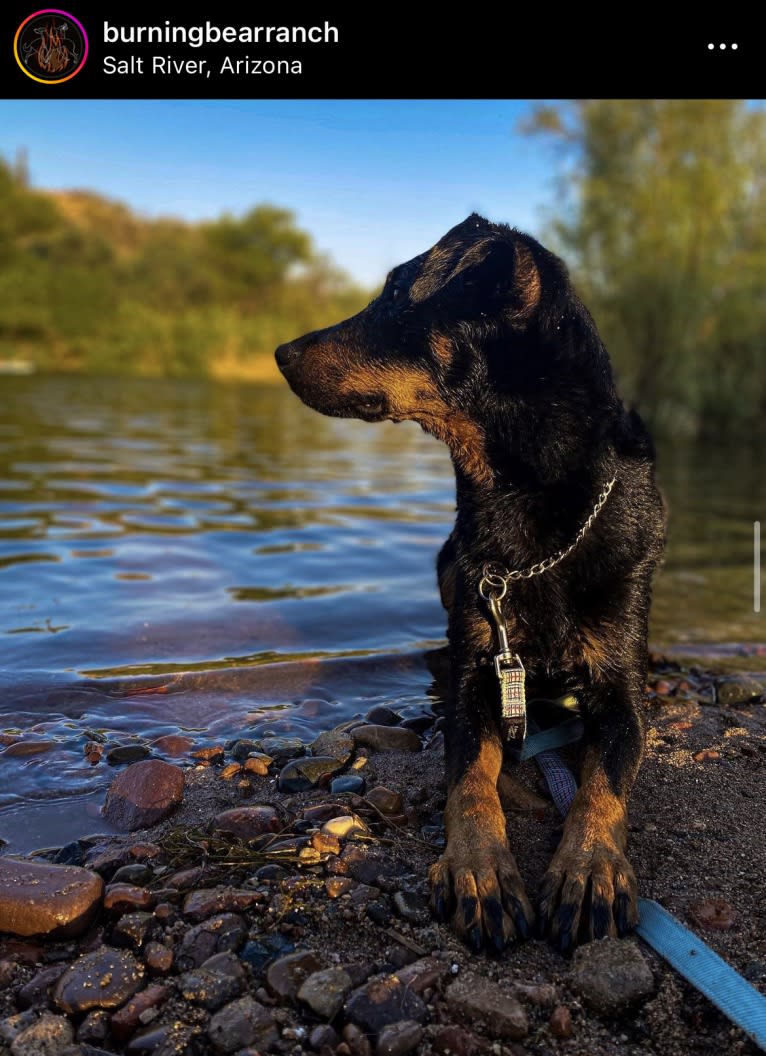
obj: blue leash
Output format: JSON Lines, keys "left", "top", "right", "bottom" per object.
{"left": 518, "top": 707, "right": 766, "bottom": 1051}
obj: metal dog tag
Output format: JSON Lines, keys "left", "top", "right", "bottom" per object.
{"left": 487, "top": 594, "right": 527, "bottom": 743}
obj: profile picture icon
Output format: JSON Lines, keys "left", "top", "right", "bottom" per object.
{"left": 14, "top": 9, "right": 88, "bottom": 84}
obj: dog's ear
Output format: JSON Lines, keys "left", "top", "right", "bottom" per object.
{"left": 412, "top": 233, "right": 541, "bottom": 322}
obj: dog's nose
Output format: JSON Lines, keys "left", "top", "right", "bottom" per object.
{"left": 275, "top": 342, "right": 302, "bottom": 370}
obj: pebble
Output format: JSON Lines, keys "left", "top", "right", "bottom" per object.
{"left": 149, "top": 734, "right": 194, "bottom": 756}
{"left": 220, "top": 762, "right": 241, "bottom": 780}
{"left": 126, "top": 1022, "right": 194, "bottom": 1054}
{"left": 377, "top": 1019, "right": 424, "bottom": 1056}
{"left": 342, "top": 1022, "right": 373, "bottom": 1056}
{"left": 298, "top": 967, "right": 354, "bottom": 1019}
{"left": 716, "top": 676, "right": 763, "bottom": 706}
{"left": 182, "top": 887, "right": 263, "bottom": 922}
{"left": 310, "top": 730, "right": 355, "bottom": 764}
{"left": 144, "top": 941, "right": 173, "bottom": 974}
{"left": 257, "top": 736, "right": 306, "bottom": 766}
{"left": 213, "top": 806, "right": 281, "bottom": 840}
{"left": 208, "top": 995, "right": 279, "bottom": 1054}
{"left": 570, "top": 938, "right": 654, "bottom": 1013}
{"left": 687, "top": 897, "right": 737, "bottom": 930}
{"left": 278, "top": 756, "right": 345, "bottom": 792}
{"left": 693, "top": 749, "right": 721, "bottom": 762}
{"left": 351, "top": 726, "right": 421, "bottom": 753}
{"left": 313, "top": 831, "right": 341, "bottom": 855}
{"left": 365, "top": 705, "right": 401, "bottom": 726}
{"left": 366, "top": 787, "right": 404, "bottom": 815}
{"left": 321, "top": 814, "right": 369, "bottom": 839}
{"left": 549, "top": 1005, "right": 573, "bottom": 1038}
{"left": 103, "top": 760, "right": 184, "bottom": 831}
{"left": 432, "top": 1024, "right": 478, "bottom": 1056}
{"left": 330, "top": 844, "right": 401, "bottom": 886}
{"left": 106, "top": 744, "right": 151, "bottom": 765}
{"left": 229, "top": 739, "right": 261, "bottom": 761}
{"left": 8, "top": 1011, "right": 73, "bottom": 1056}
{"left": 103, "top": 883, "right": 155, "bottom": 914}
{"left": 176, "top": 914, "right": 248, "bottom": 971}
{"left": 0, "top": 858, "right": 103, "bottom": 938}
{"left": 265, "top": 951, "right": 321, "bottom": 1002}
{"left": 111, "top": 864, "right": 153, "bottom": 886}
{"left": 242, "top": 754, "right": 273, "bottom": 775}
{"left": 77, "top": 1009, "right": 110, "bottom": 1043}
{"left": 111, "top": 911, "right": 156, "bottom": 950}
{"left": 192, "top": 745, "right": 225, "bottom": 762}
{"left": 326, "top": 877, "right": 355, "bottom": 898}
{"left": 446, "top": 972, "right": 528, "bottom": 1040}
{"left": 393, "top": 890, "right": 430, "bottom": 925}
{"left": 310, "top": 1023, "right": 339, "bottom": 1049}
{"left": 331, "top": 775, "right": 366, "bottom": 794}
{"left": 179, "top": 951, "right": 246, "bottom": 1010}
{"left": 397, "top": 958, "right": 451, "bottom": 994}
{"left": 303, "top": 803, "right": 346, "bottom": 825}
{"left": 54, "top": 841, "right": 85, "bottom": 866}
{"left": 15, "top": 964, "right": 66, "bottom": 1009}
{"left": 109, "top": 984, "right": 169, "bottom": 1041}
{"left": 3, "top": 740, "right": 56, "bottom": 757}
{"left": 53, "top": 946, "right": 144, "bottom": 1013}
{"left": 345, "top": 975, "right": 428, "bottom": 1037}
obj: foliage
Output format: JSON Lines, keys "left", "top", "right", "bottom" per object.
{"left": 0, "top": 159, "right": 367, "bottom": 378}
{"left": 524, "top": 100, "right": 766, "bottom": 434}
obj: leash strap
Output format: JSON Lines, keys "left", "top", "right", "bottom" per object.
{"left": 636, "top": 898, "right": 766, "bottom": 1052}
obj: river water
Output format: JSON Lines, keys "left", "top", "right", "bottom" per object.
{"left": 1, "top": 375, "right": 763, "bottom": 851}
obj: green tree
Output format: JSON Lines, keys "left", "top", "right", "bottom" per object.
{"left": 525, "top": 100, "right": 766, "bottom": 434}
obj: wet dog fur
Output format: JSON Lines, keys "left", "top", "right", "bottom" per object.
{"left": 276, "top": 214, "right": 665, "bottom": 952}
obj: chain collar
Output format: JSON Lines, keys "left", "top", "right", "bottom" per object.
{"left": 478, "top": 476, "right": 617, "bottom": 601}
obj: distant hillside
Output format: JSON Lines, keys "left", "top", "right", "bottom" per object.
{"left": 0, "top": 158, "right": 368, "bottom": 378}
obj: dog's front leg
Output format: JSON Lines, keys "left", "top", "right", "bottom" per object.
{"left": 538, "top": 677, "right": 644, "bottom": 951}
{"left": 429, "top": 599, "right": 534, "bottom": 951}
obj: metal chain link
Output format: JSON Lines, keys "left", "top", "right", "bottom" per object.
{"left": 478, "top": 476, "right": 617, "bottom": 601}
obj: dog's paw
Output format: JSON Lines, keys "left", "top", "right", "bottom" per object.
{"left": 538, "top": 844, "right": 638, "bottom": 952}
{"left": 429, "top": 841, "right": 534, "bottom": 952}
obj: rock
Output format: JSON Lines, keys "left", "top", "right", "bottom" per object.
{"left": 302, "top": 803, "right": 345, "bottom": 825}
{"left": 446, "top": 972, "right": 528, "bottom": 1040}
{"left": 207, "top": 995, "right": 279, "bottom": 1054}
{"left": 229, "top": 739, "right": 261, "bottom": 761}
{"left": 298, "top": 968, "right": 353, "bottom": 1019}
{"left": 183, "top": 887, "right": 263, "bottom": 922}
{"left": 313, "top": 831, "right": 341, "bottom": 855}
{"left": 111, "top": 864, "right": 153, "bottom": 886}
{"left": 331, "top": 775, "right": 366, "bottom": 794}
{"left": 716, "top": 676, "right": 763, "bottom": 706}
{"left": 692, "top": 749, "right": 721, "bottom": 762}
{"left": 192, "top": 745, "right": 225, "bottom": 763}
{"left": 366, "top": 787, "right": 404, "bottom": 815}
{"left": 278, "top": 756, "right": 345, "bottom": 792}
{"left": 176, "top": 914, "right": 248, "bottom": 971}
{"left": 321, "top": 814, "right": 369, "bottom": 839}
{"left": 326, "top": 877, "right": 355, "bottom": 898}
{"left": 257, "top": 736, "right": 305, "bottom": 766}
{"left": 77, "top": 1009, "right": 110, "bottom": 1043}
{"left": 342, "top": 1022, "right": 374, "bottom": 1056}
{"left": 345, "top": 975, "right": 428, "bottom": 1038}
{"left": 213, "top": 806, "right": 281, "bottom": 840}
{"left": 329, "top": 844, "right": 402, "bottom": 886}
{"left": 393, "top": 891, "right": 429, "bottom": 925}
{"left": 351, "top": 726, "right": 421, "bottom": 753}
{"left": 311, "top": 730, "right": 355, "bottom": 763}
{"left": 150, "top": 734, "right": 194, "bottom": 756}
{"left": 15, "top": 964, "right": 66, "bottom": 1009}
{"left": 103, "top": 883, "right": 155, "bottom": 914}
{"left": 397, "top": 958, "right": 451, "bottom": 994}
{"left": 53, "top": 841, "right": 85, "bottom": 866}
{"left": 549, "top": 1005, "right": 573, "bottom": 1038}
{"left": 0, "top": 858, "right": 103, "bottom": 938}
{"left": 3, "top": 740, "right": 55, "bottom": 757}
{"left": 310, "top": 1023, "right": 339, "bottom": 1049}
{"left": 242, "top": 754, "right": 273, "bottom": 775}
{"left": 109, "top": 984, "right": 169, "bottom": 1041}
{"left": 111, "top": 911, "right": 156, "bottom": 950}
{"left": 179, "top": 952, "right": 245, "bottom": 1011}
{"left": 570, "top": 938, "right": 654, "bottom": 1014}
{"left": 53, "top": 947, "right": 144, "bottom": 1013}
{"left": 432, "top": 1024, "right": 479, "bottom": 1056}
{"left": 265, "top": 951, "right": 322, "bottom": 1002}
{"left": 219, "top": 762, "right": 241, "bottom": 780}
{"left": 513, "top": 982, "right": 557, "bottom": 1007}
{"left": 107, "top": 744, "right": 151, "bottom": 765}
{"left": 377, "top": 1020, "right": 423, "bottom": 1056}
{"left": 103, "top": 760, "right": 184, "bottom": 831}
{"left": 9, "top": 1012, "right": 73, "bottom": 1056}
{"left": 687, "top": 898, "right": 737, "bottom": 930}
{"left": 365, "top": 705, "right": 401, "bottom": 726}
{"left": 144, "top": 941, "right": 173, "bottom": 974}
{"left": 126, "top": 1022, "right": 194, "bottom": 1054}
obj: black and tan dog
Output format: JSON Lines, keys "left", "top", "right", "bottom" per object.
{"left": 276, "top": 215, "right": 665, "bottom": 952}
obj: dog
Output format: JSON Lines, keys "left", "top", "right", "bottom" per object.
{"left": 276, "top": 214, "right": 665, "bottom": 952}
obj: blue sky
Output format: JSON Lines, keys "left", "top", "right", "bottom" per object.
{"left": 0, "top": 100, "right": 560, "bottom": 286}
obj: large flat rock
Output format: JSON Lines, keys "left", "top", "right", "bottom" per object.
{"left": 0, "top": 858, "right": 103, "bottom": 939}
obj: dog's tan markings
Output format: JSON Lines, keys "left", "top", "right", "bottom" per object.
{"left": 567, "top": 619, "right": 621, "bottom": 677}
{"left": 430, "top": 332, "right": 454, "bottom": 368}
{"left": 512, "top": 243, "right": 541, "bottom": 319}
{"left": 539, "top": 747, "right": 637, "bottom": 947}
{"left": 429, "top": 735, "right": 534, "bottom": 949}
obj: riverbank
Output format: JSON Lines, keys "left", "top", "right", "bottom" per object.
{"left": 0, "top": 658, "right": 764, "bottom": 1056}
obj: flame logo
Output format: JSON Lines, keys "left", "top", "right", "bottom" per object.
{"left": 14, "top": 10, "right": 88, "bottom": 84}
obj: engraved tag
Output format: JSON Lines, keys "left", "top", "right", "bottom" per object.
{"left": 486, "top": 593, "right": 527, "bottom": 744}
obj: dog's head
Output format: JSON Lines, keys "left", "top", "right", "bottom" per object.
{"left": 276, "top": 214, "right": 606, "bottom": 483}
